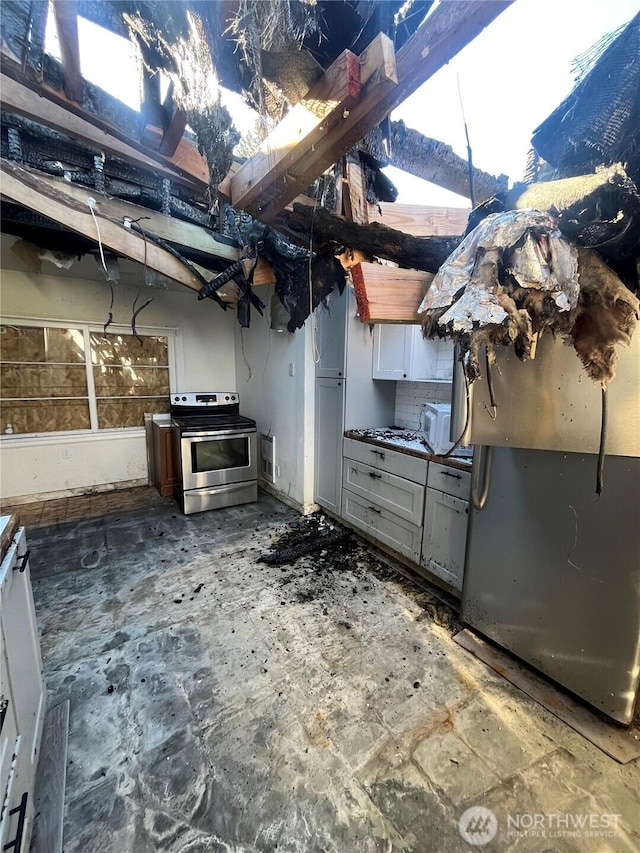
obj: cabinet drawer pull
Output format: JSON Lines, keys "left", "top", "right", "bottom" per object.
{"left": 371, "top": 450, "right": 386, "bottom": 460}
{"left": 368, "top": 472, "right": 382, "bottom": 480}
{"left": 443, "top": 471, "right": 461, "bottom": 480}
{"left": 3, "top": 791, "right": 28, "bottom": 852}
{"left": 14, "top": 551, "right": 30, "bottom": 573}
{"left": 368, "top": 506, "right": 381, "bottom": 514}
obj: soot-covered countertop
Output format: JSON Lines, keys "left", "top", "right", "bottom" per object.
{"left": 344, "top": 428, "right": 473, "bottom": 472}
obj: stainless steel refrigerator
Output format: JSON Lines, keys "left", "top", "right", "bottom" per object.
{"left": 455, "top": 332, "right": 640, "bottom": 724}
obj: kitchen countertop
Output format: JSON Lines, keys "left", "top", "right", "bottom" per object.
{"left": 344, "top": 428, "right": 473, "bottom": 471}
{"left": 1, "top": 514, "right": 20, "bottom": 564}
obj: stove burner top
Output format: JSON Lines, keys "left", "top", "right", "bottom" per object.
{"left": 172, "top": 412, "right": 256, "bottom": 432}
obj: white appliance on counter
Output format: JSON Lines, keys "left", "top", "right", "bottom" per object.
{"left": 422, "top": 403, "right": 473, "bottom": 457}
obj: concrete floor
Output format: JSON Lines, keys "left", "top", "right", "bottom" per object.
{"left": 28, "top": 491, "right": 639, "bottom": 853}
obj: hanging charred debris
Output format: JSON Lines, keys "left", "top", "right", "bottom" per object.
{"left": 1, "top": 0, "right": 638, "bottom": 348}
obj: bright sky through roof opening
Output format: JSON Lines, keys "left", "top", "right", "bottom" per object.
{"left": 45, "top": 0, "right": 639, "bottom": 208}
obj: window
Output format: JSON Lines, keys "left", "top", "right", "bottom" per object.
{"left": 1, "top": 323, "right": 171, "bottom": 436}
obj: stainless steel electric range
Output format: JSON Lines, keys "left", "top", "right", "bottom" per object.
{"left": 170, "top": 392, "right": 257, "bottom": 514}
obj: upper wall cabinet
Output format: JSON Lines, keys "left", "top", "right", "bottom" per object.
{"left": 314, "top": 295, "right": 347, "bottom": 378}
{"left": 373, "top": 325, "right": 454, "bottom": 382}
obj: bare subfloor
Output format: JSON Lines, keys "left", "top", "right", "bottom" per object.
{"left": 28, "top": 491, "right": 639, "bottom": 852}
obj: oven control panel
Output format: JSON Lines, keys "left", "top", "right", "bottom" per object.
{"left": 172, "top": 392, "right": 238, "bottom": 407}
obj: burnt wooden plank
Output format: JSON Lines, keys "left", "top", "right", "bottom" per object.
{"left": 361, "top": 122, "right": 507, "bottom": 204}
{"left": 281, "top": 202, "right": 461, "bottom": 272}
{"left": 249, "top": 2, "right": 511, "bottom": 222}
{"left": 52, "top": 0, "right": 83, "bottom": 103}
{"left": 0, "top": 158, "right": 212, "bottom": 294}
{"left": 13, "top": 170, "right": 238, "bottom": 261}
{"left": 0, "top": 71, "right": 209, "bottom": 189}
{"left": 230, "top": 48, "right": 363, "bottom": 214}
{"left": 31, "top": 699, "right": 69, "bottom": 853}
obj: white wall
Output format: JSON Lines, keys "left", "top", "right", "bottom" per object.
{"left": 394, "top": 380, "right": 452, "bottom": 430}
{"left": 0, "top": 269, "right": 236, "bottom": 500}
{"left": 234, "top": 286, "right": 316, "bottom": 512}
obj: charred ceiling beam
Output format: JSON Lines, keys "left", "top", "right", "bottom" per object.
{"left": 9, "top": 168, "right": 239, "bottom": 262}
{"left": 0, "top": 69, "right": 209, "bottom": 192}
{"left": 1, "top": 110, "right": 212, "bottom": 226}
{"left": 229, "top": 1, "right": 511, "bottom": 221}
{"left": 282, "top": 202, "right": 461, "bottom": 272}
{"left": 0, "top": 158, "right": 234, "bottom": 298}
{"left": 360, "top": 120, "right": 508, "bottom": 204}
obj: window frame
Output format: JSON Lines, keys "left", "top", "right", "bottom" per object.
{"left": 1, "top": 317, "right": 178, "bottom": 439}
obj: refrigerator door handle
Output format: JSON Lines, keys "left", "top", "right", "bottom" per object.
{"left": 471, "top": 445, "right": 493, "bottom": 510}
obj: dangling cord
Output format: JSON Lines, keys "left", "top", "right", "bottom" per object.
{"left": 127, "top": 217, "right": 153, "bottom": 344}
{"left": 308, "top": 179, "right": 323, "bottom": 364}
{"left": 441, "top": 363, "right": 471, "bottom": 459}
{"left": 483, "top": 350, "right": 498, "bottom": 419}
{"left": 87, "top": 197, "right": 114, "bottom": 334}
{"left": 596, "top": 384, "right": 607, "bottom": 496}
{"left": 104, "top": 284, "right": 114, "bottom": 336}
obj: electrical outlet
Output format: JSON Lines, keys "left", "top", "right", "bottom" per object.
{"left": 61, "top": 447, "right": 72, "bottom": 460}
{"left": 275, "top": 464, "right": 280, "bottom": 477}
{"left": 288, "top": 363, "right": 295, "bottom": 377}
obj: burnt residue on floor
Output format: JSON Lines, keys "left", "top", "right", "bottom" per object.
{"left": 27, "top": 492, "right": 640, "bottom": 853}
{"left": 258, "top": 512, "right": 463, "bottom": 632}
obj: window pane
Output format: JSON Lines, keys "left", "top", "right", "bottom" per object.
{"left": 1, "top": 399, "right": 91, "bottom": 434}
{"left": 93, "top": 366, "right": 169, "bottom": 397}
{"left": 97, "top": 397, "right": 169, "bottom": 429}
{"left": 192, "top": 437, "right": 249, "bottom": 472}
{"left": 1, "top": 364, "right": 88, "bottom": 397}
{"left": 90, "top": 333, "right": 168, "bottom": 366}
{"left": 1, "top": 326, "right": 85, "bottom": 363}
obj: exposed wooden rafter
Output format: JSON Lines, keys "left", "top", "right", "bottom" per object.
{"left": 0, "top": 72, "right": 209, "bottom": 190}
{"left": 17, "top": 172, "right": 240, "bottom": 263}
{"left": 360, "top": 122, "right": 507, "bottom": 203}
{"left": 52, "top": 0, "right": 83, "bottom": 103}
{"left": 0, "top": 159, "right": 275, "bottom": 298}
{"left": 282, "top": 202, "right": 461, "bottom": 272}
{"left": 230, "top": 45, "right": 369, "bottom": 217}
{"left": 230, "top": 1, "right": 511, "bottom": 221}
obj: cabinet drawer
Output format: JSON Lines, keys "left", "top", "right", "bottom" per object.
{"left": 421, "top": 488, "right": 469, "bottom": 592}
{"left": 428, "top": 462, "right": 471, "bottom": 498}
{"left": 343, "top": 438, "right": 428, "bottom": 485}
{"left": 343, "top": 458, "right": 424, "bottom": 525}
{"left": 342, "top": 490, "right": 422, "bottom": 563}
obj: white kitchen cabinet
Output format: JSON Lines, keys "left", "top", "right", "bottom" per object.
{"left": 342, "top": 459, "right": 424, "bottom": 525}
{"left": 0, "top": 524, "right": 45, "bottom": 853}
{"left": 341, "top": 439, "right": 427, "bottom": 563}
{"left": 342, "top": 491, "right": 423, "bottom": 563}
{"left": 420, "top": 463, "right": 471, "bottom": 593}
{"left": 313, "top": 290, "right": 395, "bottom": 513}
{"left": 373, "top": 324, "right": 454, "bottom": 382}
{"left": 314, "top": 377, "right": 344, "bottom": 514}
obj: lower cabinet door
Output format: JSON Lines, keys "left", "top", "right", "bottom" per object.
{"left": 342, "top": 458, "right": 424, "bottom": 524}
{"left": 314, "top": 378, "right": 344, "bottom": 514}
{"left": 342, "top": 490, "right": 422, "bottom": 563}
{"left": 421, "top": 488, "right": 469, "bottom": 592}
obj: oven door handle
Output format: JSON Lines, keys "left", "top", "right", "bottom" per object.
{"left": 181, "top": 430, "right": 257, "bottom": 439}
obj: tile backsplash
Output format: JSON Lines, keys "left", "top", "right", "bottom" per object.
{"left": 394, "top": 381, "right": 452, "bottom": 430}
